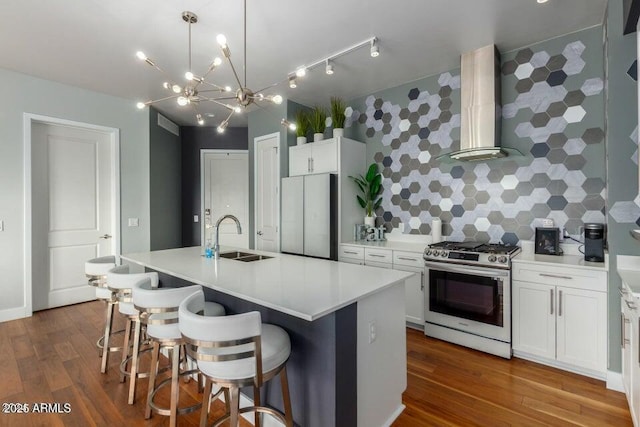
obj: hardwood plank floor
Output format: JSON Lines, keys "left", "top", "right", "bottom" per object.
{"left": 0, "top": 302, "right": 631, "bottom": 426}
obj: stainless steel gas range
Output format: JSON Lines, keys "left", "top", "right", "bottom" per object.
{"left": 423, "top": 241, "right": 521, "bottom": 359}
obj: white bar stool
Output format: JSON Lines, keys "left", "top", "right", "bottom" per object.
{"left": 179, "top": 291, "right": 293, "bottom": 427}
{"left": 132, "top": 281, "right": 226, "bottom": 427}
{"left": 106, "top": 265, "right": 159, "bottom": 405}
{"left": 85, "top": 255, "right": 119, "bottom": 371}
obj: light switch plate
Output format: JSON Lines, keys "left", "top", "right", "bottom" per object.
{"left": 0, "top": 220, "right": 3, "bottom": 231}
{"left": 128, "top": 218, "right": 139, "bottom": 227}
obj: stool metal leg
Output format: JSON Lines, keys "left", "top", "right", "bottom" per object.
{"left": 199, "top": 378, "right": 213, "bottom": 427}
{"left": 280, "top": 366, "right": 293, "bottom": 427}
{"left": 253, "top": 385, "right": 261, "bottom": 427}
{"left": 229, "top": 386, "right": 240, "bottom": 427}
{"left": 170, "top": 343, "right": 181, "bottom": 427}
{"left": 145, "top": 340, "right": 160, "bottom": 420}
{"left": 127, "top": 318, "right": 142, "bottom": 405}
{"left": 100, "top": 301, "right": 115, "bottom": 373}
{"left": 120, "top": 318, "right": 132, "bottom": 383}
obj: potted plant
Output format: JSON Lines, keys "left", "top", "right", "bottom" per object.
{"left": 349, "top": 163, "right": 383, "bottom": 227}
{"left": 330, "top": 96, "right": 346, "bottom": 138}
{"left": 310, "top": 106, "right": 327, "bottom": 142}
{"left": 295, "top": 110, "right": 310, "bottom": 145}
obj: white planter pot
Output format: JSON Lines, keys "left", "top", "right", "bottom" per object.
{"left": 313, "top": 133, "right": 324, "bottom": 142}
{"left": 296, "top": 136, "right": 307, "bottom": 145}
{"left": 332, "top": 128, "right": 344, "bottom": 138}
{"left": 364, "top": 216, "right": 375, "bottom": 227}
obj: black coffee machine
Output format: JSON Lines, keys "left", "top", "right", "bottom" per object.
{"left": 584, "top": 223, "right": 605, "bottom": 262}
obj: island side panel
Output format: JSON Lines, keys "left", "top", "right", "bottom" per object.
{"left": 357, "top": 281, "right": 407, "bottom": 427}
{"left": 156, "top": 271, "right": 358, "bottom": 427}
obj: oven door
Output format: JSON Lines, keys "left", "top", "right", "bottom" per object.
{"left": 424, "top": 261, "right": 511, "bottom": 343}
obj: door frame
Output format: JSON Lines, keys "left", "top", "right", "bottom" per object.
{"left": 23, "top": 113, "right": 120, "bottom": 317}
{"left": 253, "top": 132, "right": 281, "bottom": 251}
{"left": 199, "top": 149, "right": 249, "bottom": 246}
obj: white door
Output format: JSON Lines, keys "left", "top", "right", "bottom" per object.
{"left": 202, "top": 151, "right": 249, "bottom": 249}
{"left": 303, "top": 174, "right": 332, "bottom": 258}
{"left": 32, "top": 122, "right": 114, "bottom": 311}
{"left": 254, "top": 133, "right": 280, "bottom": 252}
{"left": 512, "top": 280, "right": 556, "bottom": 359}
{"left": 556, "top": 286, "right": 607, "bottom": 372}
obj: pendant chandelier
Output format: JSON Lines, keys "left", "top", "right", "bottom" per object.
{"left": 135, "top": 0, "right": 282, "bottom": 132}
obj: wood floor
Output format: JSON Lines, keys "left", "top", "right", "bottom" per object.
{"left": 0, "top": 301, "right": 632, "bottom": 427}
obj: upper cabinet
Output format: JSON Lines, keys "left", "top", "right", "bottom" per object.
{"left": 289, "top": 139, "right": 338, "bottom": 176}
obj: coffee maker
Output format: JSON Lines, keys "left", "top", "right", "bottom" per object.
{"left": 584, "top": 223, "right": 605, "bottom": 262}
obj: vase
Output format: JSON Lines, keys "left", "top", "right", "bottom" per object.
{"left": 313, "top": 132, "right": 324, "bottom": 142}
{"left": 332, "top": 128, "right": 344, "bottom": 138}
{"left": 296, "top": 136, "right": 307, "bottom": 145}
{"left": 364, "top": 216, "right": 375, "bottom": 228}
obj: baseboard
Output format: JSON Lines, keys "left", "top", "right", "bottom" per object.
{"left": 512, "top": 350, "right": 606, "bottom": 381}
{"left": 382, "top": 404, "right": 406, "bottom": 427}
{"left": 0, "top": 306, "right": 29, "bottom": 323}
{"left": 607, "top": 371, "right": 624, "bottom": 392}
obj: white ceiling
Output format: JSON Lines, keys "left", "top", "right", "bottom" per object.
{"left": 0, "top": 0, "right": 607, "bottom": 127}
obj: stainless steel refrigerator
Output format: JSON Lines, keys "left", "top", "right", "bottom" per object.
{"left": 281, "top": 173, "right": 337, "bottom": 260}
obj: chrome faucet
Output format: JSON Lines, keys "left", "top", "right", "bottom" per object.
{"left": 213, "top": 214, "right": 242, "bottom": 259}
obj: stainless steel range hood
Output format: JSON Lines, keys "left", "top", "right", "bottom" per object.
{"left": 440, "top": 44, "right": 519, "bottom": 162}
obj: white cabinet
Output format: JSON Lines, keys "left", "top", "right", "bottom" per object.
{"left": 289, "top": 139, "right": 337, "bottom": 176}
{"left": 621, "top": 284, "right": 640, "bottom": 425}
{"left": 339, "top": 243, "right": 425, "bottom": 327}
{"left": 512, "top": 262, "right": 607, "bottom": 378}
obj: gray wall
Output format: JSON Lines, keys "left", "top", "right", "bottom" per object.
{"left": 180, "top": 126, "right": 248, "bottom": 247}
{"left": 0, "top": 67, "right": 150, "bottom": 316}
{"left": 150, "top": 107, "right": 182, "bottom": 250}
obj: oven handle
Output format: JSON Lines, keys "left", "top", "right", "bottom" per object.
{"left": 424, "top": 261, "right": 510, "bottom": 278}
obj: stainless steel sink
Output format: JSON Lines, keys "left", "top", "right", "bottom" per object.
{"left": 219, "top": 251, "right": 272, "bottom": 262}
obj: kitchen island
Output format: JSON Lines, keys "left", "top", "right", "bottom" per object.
{"left": 121, "top": 246, "right": 412, "bottom": 427}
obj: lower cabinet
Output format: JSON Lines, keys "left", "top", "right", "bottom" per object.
{"left": 512, "top": 262, "right": 607, "bottom": 378}
{"left": 621, "top": 287, "right": 640, "bottom": 425}
{"left": 339, "top": 244, "right": 425, "bottom": 327}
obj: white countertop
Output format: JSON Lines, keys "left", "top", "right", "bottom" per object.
{"left": 513, "top": 240, "right": 608, "bottom": 272}
{"left": 121, "top": 246, "right": 413, "bottom": 321}
{"left": 617, "top": 255, "right": 640, "bottom": 298}
{"left": 341, "top": 240, "right": 428, "bottom": 253}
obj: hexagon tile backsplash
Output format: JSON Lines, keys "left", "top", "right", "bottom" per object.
{"left": 347, "top": 35, "right": 605, "bottom": 244}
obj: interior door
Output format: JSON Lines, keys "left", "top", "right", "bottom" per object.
{"left": 255, "top": 133, "right": 280, "bottom": 252}
{"left": 203, "top": 151, "right": 249, "bottom": 249}
{"left": 32, "top": 122, "right": 113, "bottom": 310}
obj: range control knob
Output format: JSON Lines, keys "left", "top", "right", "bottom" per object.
{"left": 433, "top": 250, "right": 440, "bottom": 256}
{"left": 498, "top": 256, "right": 508, "bottom": 263}
{"left": 441, "top": 251, "right": 448, "bottom": 257}
{"left": 488, "top": 255, "right": 497, "bottom": 263}
{"left": 425, "top": 250, "right": 432, "bottom": 256}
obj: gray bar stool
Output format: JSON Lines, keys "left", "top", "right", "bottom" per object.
{"left": 132, "top": 280, "right": 225, "bottom": 427}
{"left": 179, "top": 290, "right": 293, "bottom": 427}
{"left": 106, "top": 265, "right": 159, "bottom": 405}
{"left": 85, "top": 255, "right": 119, "bottom": 371}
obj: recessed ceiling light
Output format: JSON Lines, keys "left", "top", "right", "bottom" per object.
{"left": 537, "top": 0, "right": 548, "bottom": 3}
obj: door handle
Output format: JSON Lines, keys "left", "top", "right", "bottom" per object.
{"left": 308, "top": 158, "right": 311, "bottom": 173}
{"left": 558, "top": 290, "right": 562, "bottom": 317}
{"left": 550, "top": 289, "right": 554, "bottom": 315}
{"left": 622, "top": 313, "right": 626, "bottom": 348}
{"left": 257, "top": 231, "right": 263, "bottom": 236}
{"left": 540, "top": 273, "right": 572, "bottom": 280}
{"left": 99, "top": 234, "right": 112, "bottom": 239}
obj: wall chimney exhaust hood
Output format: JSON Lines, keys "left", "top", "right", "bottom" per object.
{"left": 439, "top": 44, "right": 521, "bottom": 162}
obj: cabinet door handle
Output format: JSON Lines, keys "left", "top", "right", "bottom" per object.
{"left": 369, "top": 254, "right": 386, "bottom": 258}
{"left": 540, "top": 273, "right": 572, "bottom": 280}
{"left": 550, "top": 289, "right": 554, "bottom": 315}
{"left": 622, "top": 313, "right": 626, "bottom": 348}
{"left": 344, "top": 250, "right": 358, "bottom": 255}
{"left": 311, "top": 157, "right": 314, "bottom": 172}
{"left": 398, "top": 257, "right": 418, "bottom": 261}
{"left": 558, "top": 290, "right": 563, "bottom": 317}
{"left": 307, "top": 158, "right": 311, "bottom": 172}
{"left": 625, "top": 299, "right": 637, "bottom": 310}
{"left": 421, "top": 271, "right": 425, "bottom": 291}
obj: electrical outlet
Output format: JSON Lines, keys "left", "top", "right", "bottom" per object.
{"left": 368, "top": 320, "right": 377, "bottom": 344}
{"left": 398, "top": 223, "right": 405, "bottom": 233}
{"left": 193, "top": 215, "right": 199, "bottom": 223}
{"left": 128, "top": 218, "right": 139, "bottom": 227}
{"left": 0, "top": 220, "right": 3, "bottom": 231}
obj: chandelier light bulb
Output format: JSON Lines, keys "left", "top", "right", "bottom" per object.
{"left": 234, "top": 106, "right": 242, "bottom": 113}
{"left": 272, "top": 95, "right": 283, "bottom": 105}
{"left": 289, "top": 76, "right": 297, "bottom": 89}
{"left": 216, "top": 34, "right": 227, "bottom": 48}
{"left": 163, "top": 82, "right": 170, "bottom": 89}
{"left": 177, "top": 96, "right": 189, "bottom": 106}
{"left": 136, "top": 102, "right": 146, "bottom": 109}
{"left": 172, "top": 84, "right": 182, "bottom": 94}
{"left": 325, "top": 60, "right": 334, "bottom": 75}
{"left": 217, "top": 122, "right": 228, "bottom": 133}
{"left": 225, "top": 86, "right": 232, "bottom": 92}
{"left": 136, "top": 51, "right": 147, "bottom": 61}
{"left": 213, "top": 57, "right": 222, "bottom": 66}
{"left": 295, "top": 67, "right": 306, "bottom": 77}
{"left": 370, "top": 39, "right": 380, "bottom": 57}
{"left": 185, "top": 71, "right": 194, "bottom": 81}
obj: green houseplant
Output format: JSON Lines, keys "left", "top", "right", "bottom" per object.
{"left": 330, "top": 97, "right": 346, "bottom": 138}
{"left": 295, "top": 110, "right": 310, "bottom": 145}
{"left": 349, "top": 163, "right": 383, "bottom": 226}
{"left": 310, "top": 105, "right": 327, "bottom": 142}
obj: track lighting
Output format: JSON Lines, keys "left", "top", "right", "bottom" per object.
{"left": 136, "top": 102, "right": 146, "bottom": 109}
{"left": 281, "top": 119, "right": 297, "bottom": 131}
{"left": 325, "top": 60, "right": 334, "bottom": 75}
{"left": 370, "top": 38, "right": 379, "bottom": 57}
{"left": 196, "top": 113, "right": 204, "bottom": 125}
{"left": 296, "top": 67, "right": 307, "bottom": 77}
{"left": 289, "top": 76, "right": 297, "bottom": 88}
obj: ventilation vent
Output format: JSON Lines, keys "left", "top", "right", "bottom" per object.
{"left": 157, "top": 113, "right": 179, "bottom": 136}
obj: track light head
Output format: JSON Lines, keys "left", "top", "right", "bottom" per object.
{"left": 370, "top": 39, "right": 380, "bottom": 57}
{"left": 325, "top": 60, "right": 334, "bottom": 75}
{"left": 289, "top": 75, "right": 297, "bottom": 89}
{"left": 281, "top": 118, "right": 297, "bottom": 131}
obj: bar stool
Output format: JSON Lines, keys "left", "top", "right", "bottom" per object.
{"left": 106, "top": 265, "right": 159, "bottom": 405}
{"left": 85, "top": 255, "right": 119, "bottom": 372}
{"left": 179, "top": 291, "right": 293, "bottom": 427}
{"left": 132, "top": 281, "right": 226, "bottom": 427}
